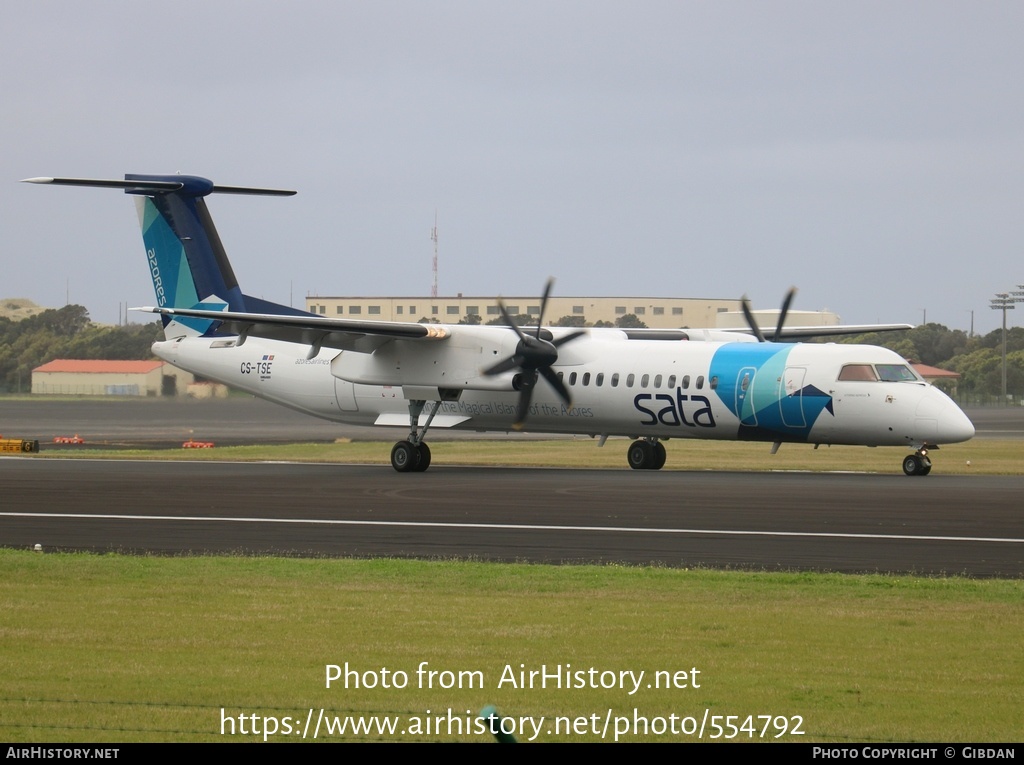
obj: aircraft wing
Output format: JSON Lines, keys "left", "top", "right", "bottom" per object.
{"left": 742, "top": 323, "right": 914, "bottom": 340}
{"left": 133, "top": 306, "right": 448, "bottom": 353}
{"left": 619, "top": 323, "right": 914, "bottom": 343}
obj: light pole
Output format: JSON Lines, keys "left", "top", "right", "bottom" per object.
{"left": 1013, "top": 287, "right": 1024, "bottom": 400}
{"left": 990, "top": 291, "right": 1021, "bottom": 404}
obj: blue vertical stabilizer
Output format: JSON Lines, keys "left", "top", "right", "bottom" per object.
{"left": 22, "top": 173, "right": 307, "bottom": 337}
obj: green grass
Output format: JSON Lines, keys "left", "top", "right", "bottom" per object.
{"left": 1, "top": 551, "right": 1021, "bottom": 743}
{"left": 36, "top": 437, "right": 1024, "bottom": 475}
{"left": 8, "top": 437, "right": 1023, "bottom": 742}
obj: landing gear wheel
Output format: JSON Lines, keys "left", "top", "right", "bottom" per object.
{"left": 414, "top": 442, "right": 431, "bottom": 472}
{"left": 391, "top": 440, "right": 419, "bottom": 473}
{"left": 902, "top": 453, "right": 931, "bottom": 477}
{"left": 627, "top": 440, "right": 654, "bottom": 470}
{"left": 651, "top": 442, "right": 667, "bottom": 470}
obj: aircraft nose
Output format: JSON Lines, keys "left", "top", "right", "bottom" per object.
{"left": 918, "top": 388, "right": 974, "bottom": 443}
{"left": 944, "top": 406, "right": 975, "bottom": 443}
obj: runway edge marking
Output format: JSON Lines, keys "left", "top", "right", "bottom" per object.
{"left": 2, "top": 512, "right": 1021, "bottom": 545}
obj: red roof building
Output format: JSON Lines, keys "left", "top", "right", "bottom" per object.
{"left": 31, "top": 359, "right": 193, "bottom": 397}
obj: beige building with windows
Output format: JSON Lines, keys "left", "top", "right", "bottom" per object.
{"left": 305, "top": 295, "right": 839, "bottom": 330}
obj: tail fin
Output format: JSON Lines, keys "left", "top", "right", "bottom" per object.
{"left": 23, "top": 174, "right": 304, "bottom": 337}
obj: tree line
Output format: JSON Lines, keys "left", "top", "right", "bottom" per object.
{"left": 0, "top": 305, "right": 162, "bottom": 393}
{"left": 2, "top": 304, "right": 1021, "bottom": 401}
{"left": 837, "top": 324, "right": 1024, "bottom": 401}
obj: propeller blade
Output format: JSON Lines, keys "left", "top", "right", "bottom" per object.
{"left": 740, "top": 295, "right": 766, "bottom": 343}
{"left": 771, "top": 287, "right": 797, "bottom": 342}
{"left": 535, "top": 278, "right": 554, "bottom": 339}
{"left": 496, "top": 298, "right": 528, "bottom": 343}
{"left": 483, "top": 354, "right": 525, "bottom": 377}
{"left": 552, "top": 329, "right": 586, "bottom": 347}
{"left": 539, "top": 366, "right": 571, "bottom": 405}
{"left": 482, "top": 280, "right": 581, "bottom": 428}
{"left": 512, "top": 371, "right": 537, "bottom": 430}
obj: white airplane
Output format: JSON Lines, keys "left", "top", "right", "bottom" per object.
{"left": 24, "top": 174, "right": 975, "bottom": 475}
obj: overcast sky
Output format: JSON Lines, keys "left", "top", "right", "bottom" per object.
{"left": 3, "top": 1, "right": 1022, "bottom": 333}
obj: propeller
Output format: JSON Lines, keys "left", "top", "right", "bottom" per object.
{"left": 482, "top": 279, "right": 586, "bottom": 429}
{"left": 741, "top": 287, "right": 797, "bottom": 342}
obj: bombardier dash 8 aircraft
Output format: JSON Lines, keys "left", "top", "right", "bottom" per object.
{"left": 25, "top": 174, "right": 975, "bottom": 475}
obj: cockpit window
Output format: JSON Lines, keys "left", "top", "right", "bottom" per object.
{"left": 838, "top": 363, "right": 920, "bottom": 382}
{"left": 838, "top": 364, "right": 878, "bottom": 382}
{"left": 875, "top": 364, "right": 919, "bottom": 382}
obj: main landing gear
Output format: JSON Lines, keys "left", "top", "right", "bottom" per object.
{"left": 391, "top": 399, "right": 440, "bottom": 473}
{"left": 902, "top": 448, "right": 933, "bottom": 477}
{"left": 391, "top": 440, "right": 431, "bottom": 472}
{"left": 627, "top": 439, "right": 666, "bottom": 470}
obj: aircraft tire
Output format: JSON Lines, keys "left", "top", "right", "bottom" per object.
{"left": 414, "top": 442, "right": 431, "bottom": 472}
{"left": 902, "top": 454, "right": 925, "bottom": 476}
{"left": 391, "top": 440, "right": 419, "bottom": 473}
{"left": 651, "top": 441, "right": 667, "bottom": 470}
{"left": 627, "top": 440, "right": 653, "bottom": 470}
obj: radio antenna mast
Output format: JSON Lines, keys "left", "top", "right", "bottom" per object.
{"left": 430, "top": 211, "right": 439, "bottom": 299}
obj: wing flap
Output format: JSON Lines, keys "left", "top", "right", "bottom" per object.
{"left": 373, "top": 413, "right": 471, "bottom": 428}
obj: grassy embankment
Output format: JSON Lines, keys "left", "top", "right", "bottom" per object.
{"left": 1, "top": 551, "right": 1021, "bottom": 743}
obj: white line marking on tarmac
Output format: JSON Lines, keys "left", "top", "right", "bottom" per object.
{"left": 1, "top": 512, "right": 1021, "bottom": 544}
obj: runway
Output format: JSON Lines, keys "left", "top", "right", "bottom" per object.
{"left": 3, "top": 458, "right": 1021, "bottom": 577}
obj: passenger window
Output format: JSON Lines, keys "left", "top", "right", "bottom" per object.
{"left": 667, "top": 375, "right": 676, "bottom": 388}
{"left": 582, "top": 372, "right": 591, "bottom": 386}
{"left": 569, "top": 372, "right": 578, "bottom": 385}
{"left": 696, "top": 375, "right": 704, "bottom": 389}
{"left": 611, "top": 373, "right": 620, "bottom": 387}
{"left": 654, "top": 374, "right": 663, "bottom": 388}
{"left": 709, "top": 375, "right": 718, "bottom": 390}
{"left": 626, "top": 374, "right": 635, "bottom": 388}
{"left": 741, "top": 373, "right": 750, "bottom": 392}
{"left": 682, "top": 375, "right": 690, "bottom": 389}
{"left": 596, "top": 373, "right": 604, "bottom": 387}
{"left": 641, "top": 374, "right": 650, "bottom": 388}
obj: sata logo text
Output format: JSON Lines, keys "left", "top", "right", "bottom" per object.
{"left": 635, "top": 390, "right": 716, "bottom": 428}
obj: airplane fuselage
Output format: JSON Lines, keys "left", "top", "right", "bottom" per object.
{"left": 27, "top": 172, "right": 974, "bottom": 474}
{"left": 154, "top": 326, "right": 974, "bottom": 449}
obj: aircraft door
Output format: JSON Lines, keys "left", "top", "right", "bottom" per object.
{"left": 735, "top": 366, "right": 758, "bottom": 426}
{"left": 335, "top": 378, "right": 358, "bottom": 412}
{"left": 780, "top": 366, "right": 806, "bottom": 428}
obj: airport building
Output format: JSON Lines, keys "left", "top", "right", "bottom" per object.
{"left": 305, "top": 295, "right": 840, "bottom": 330}
{"left": 31, "top": 360, "right": 193, "bottom": 397}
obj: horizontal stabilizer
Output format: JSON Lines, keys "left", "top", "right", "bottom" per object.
{"left": 22, "top": 176, "right": 295, "bottom": 197}
{"left": 22, "top": 176, "right": 183, "bottom": 191}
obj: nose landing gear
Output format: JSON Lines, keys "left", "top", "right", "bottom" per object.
{"left": 902, "top": 448, "right": 932, "bottom": 476}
